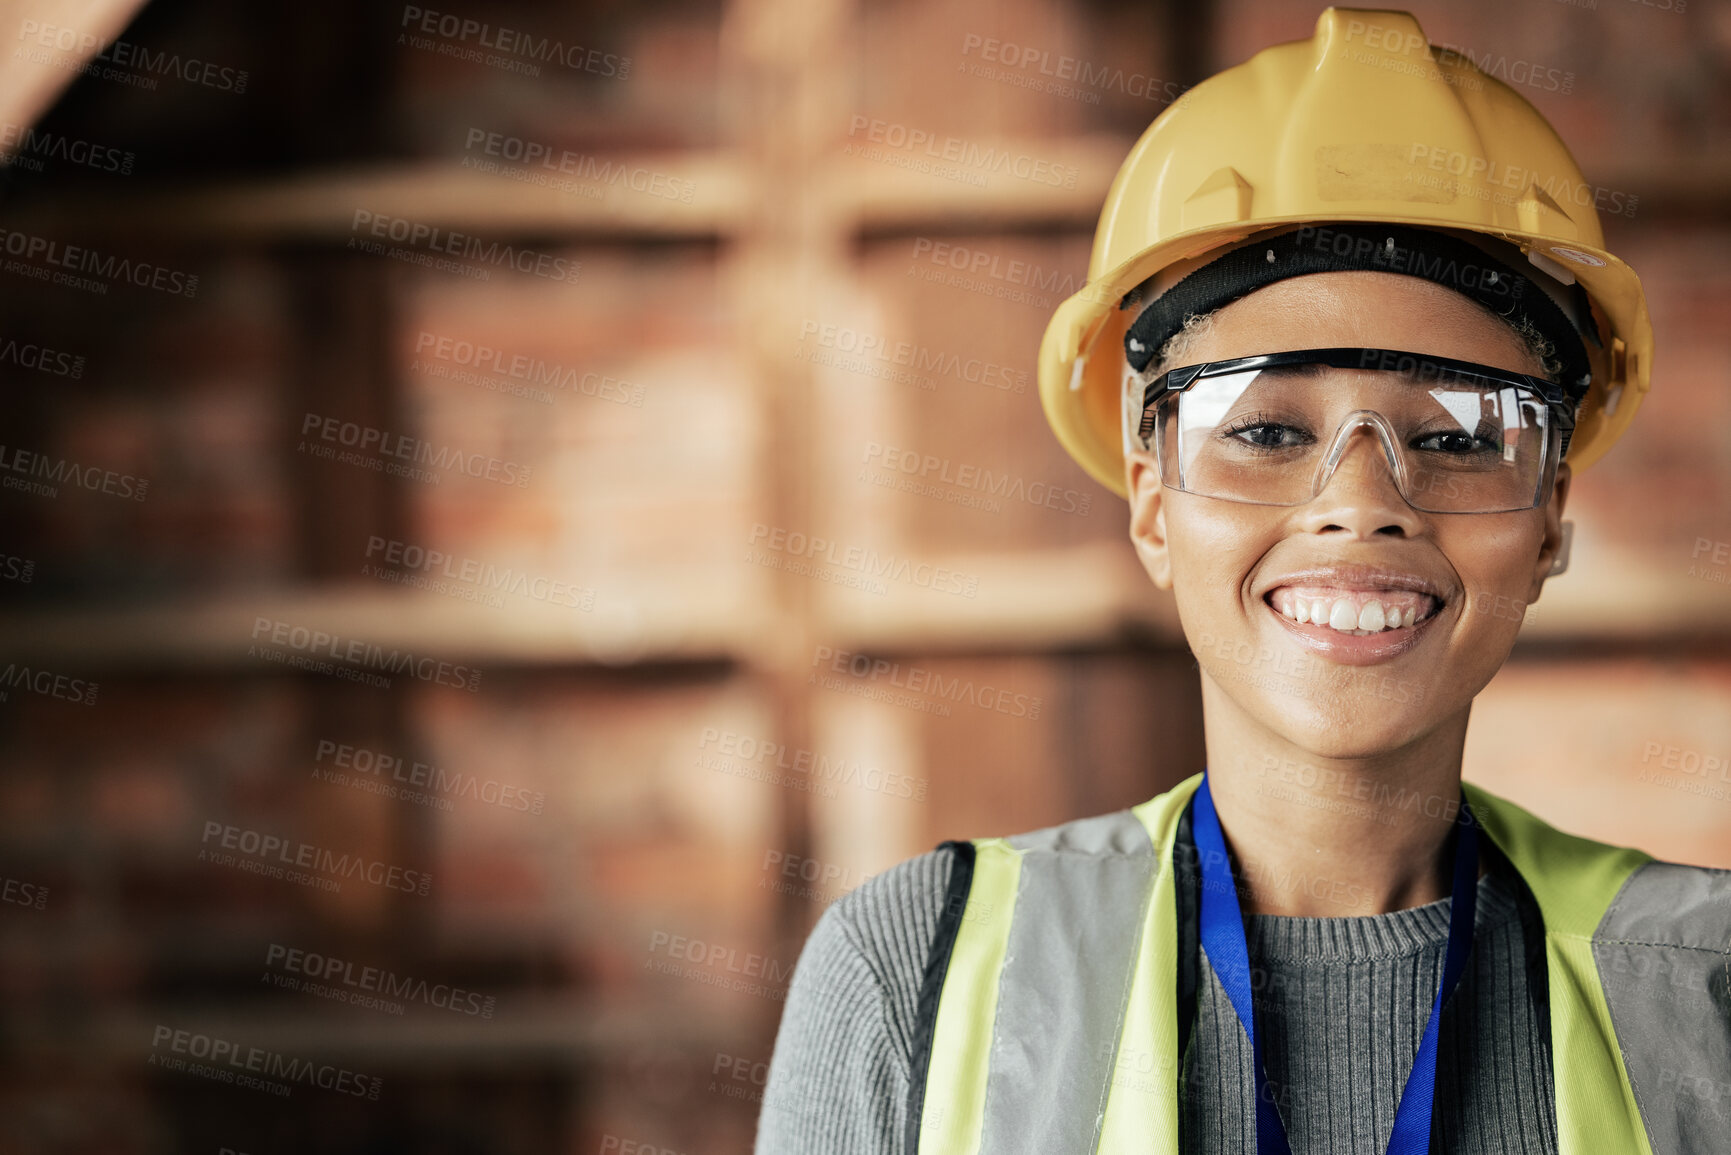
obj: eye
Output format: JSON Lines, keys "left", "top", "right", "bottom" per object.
{"left": 1413, "top": 428, "right": 1501, "bottom": 455}
{"left": 1220, "top": 412, "right": 1313, "bottom": 450}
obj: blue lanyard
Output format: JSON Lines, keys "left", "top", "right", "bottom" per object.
{"left": 1190, "top": 772, "right": 1479, "bottom": 1155}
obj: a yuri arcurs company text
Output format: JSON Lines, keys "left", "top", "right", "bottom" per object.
{"left": 150, "top": 1025, "right": 380, "bottom": 1100}
{"left": 249, "top": 616, "right": 483, "bottom": 693}
{"left": 313, "top": 739, "right": 546, "bottom": 815}
{"left": 264, "top": 942, "right": 497, "bottom": 1019}
{"left": 200, "top": 820, "right": 433, "bottom": 897}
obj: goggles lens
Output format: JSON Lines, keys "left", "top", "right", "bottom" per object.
{"left": 1137, "top": 350, "right": 1570, "bottom": 514}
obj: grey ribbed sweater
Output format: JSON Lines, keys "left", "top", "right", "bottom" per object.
{"left": 753, "top": 844, "right": 1556, "bottom": 1154}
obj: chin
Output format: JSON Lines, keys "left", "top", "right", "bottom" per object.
{"left": 1213, "top": 670, "right": 1440, "bottom": 762}
{"left": 1278, "top": 717, "right": 1426, "bottom": 763}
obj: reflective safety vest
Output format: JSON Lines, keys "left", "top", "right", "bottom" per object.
{"left": 907, "top": 774, "right": 1731, "bottom": 1155}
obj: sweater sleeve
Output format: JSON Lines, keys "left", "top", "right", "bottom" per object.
{"left": 752, "top": 847, "right": 957, "bottom": 1155}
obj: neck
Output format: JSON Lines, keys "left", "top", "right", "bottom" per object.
{"left": 1198, "top": 676, "right": 1472, "bottom": 918}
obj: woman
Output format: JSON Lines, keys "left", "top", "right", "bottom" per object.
{"left": 756, "top": 9, "right": 1730, "bottom": 1154}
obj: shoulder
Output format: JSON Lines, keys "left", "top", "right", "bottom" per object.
{"left": 1599, "top": 859, "right": 1731, "bottom": 950}
{"left": 1000, "top": 806, "right": 1162, "bottom": 855}
{"left": 770, "top": 845, "right": 963, "bottom": 1060}
{"left": 794, "top": 802, "right": 1163, "bottom": 995}
{"left": 1468, "top": 783, "right": 1731, "bottom": 943}
{"left": 807, "top": 845, "right": 960, "bottom": 998}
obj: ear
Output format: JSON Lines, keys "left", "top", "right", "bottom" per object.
{"left": 1528, "top": 460, "right": 1572, "bottom": 601}
{"left": 1126, "top": 447, "right": 1175, "bottom": 590}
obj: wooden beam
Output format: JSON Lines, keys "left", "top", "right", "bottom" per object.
{"left": 0, "top": 0, "right": 150, "bottom": 135}
{"left": 13, "top": 154, "right": 755, "bottom": 242}
{"left": 8, "top": 135, "right": 1131, "bottom": 244}
{"left": 0, "top": 583, "right": 764, "bottom": 672}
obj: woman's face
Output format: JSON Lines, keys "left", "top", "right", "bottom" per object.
{"left": 1126, "top": 271, "right": 1572, "bottom": 759}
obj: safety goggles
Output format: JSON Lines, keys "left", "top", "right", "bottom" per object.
{"left": 1128, "top": 348, "right": 1578, "bottom": 514}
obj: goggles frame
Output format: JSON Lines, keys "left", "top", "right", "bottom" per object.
{"left": 1129, "top": 347, "right": 1579, "bottom": 514}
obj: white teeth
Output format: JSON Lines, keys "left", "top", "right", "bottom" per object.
{"left": 1275, "top": 593, "right": 1429, "bottom": 633}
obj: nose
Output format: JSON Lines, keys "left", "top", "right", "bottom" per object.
{"left": 1296, "top": 417, "right": 1424, "bottom": 538}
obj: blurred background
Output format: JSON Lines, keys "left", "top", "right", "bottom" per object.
{"left": 0, "top": 0, "right": 1727, "bottom": 1151}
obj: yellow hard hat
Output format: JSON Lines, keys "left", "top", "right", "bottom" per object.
{"left": 1038, "top": 6, "right": 1653, "bottom": 498}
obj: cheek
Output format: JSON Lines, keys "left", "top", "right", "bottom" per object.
{"left": 1165, "top": 499, "right": 1279, "bottom": 617}
{"left": 1440, "top": 517, "right": 1543, "bottom": 643}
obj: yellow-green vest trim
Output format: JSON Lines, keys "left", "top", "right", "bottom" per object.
{"left": 913, "top": 773, "right": 1731, "bottom": 1155}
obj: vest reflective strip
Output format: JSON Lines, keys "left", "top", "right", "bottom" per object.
{"left": 1094, "top": 776, "right": 1199, "bottom": 1151}
{"left": 976, "top": 815, "right": 1161, "bottom": 1154}
{"left": 1461, "top": 782, "right": 1655, "bottom": 1155}
{"left": 919, "top": 837, "right": 1020, "bottom": 1155}
{"left": 1591, "top": 860, "right": 1731, "bottom": 1155}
